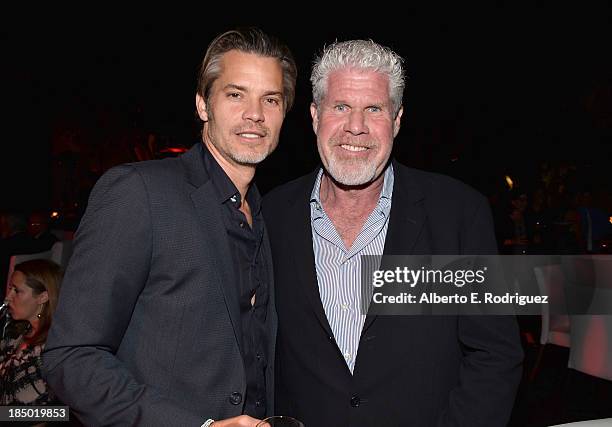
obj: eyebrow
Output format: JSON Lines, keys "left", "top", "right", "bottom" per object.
{"left": 223, "top": 84, "right": 283, "bottom": 98}
{"left": 262, "top": 90, "right": 283, "bottom": 98}
{"left": 223, "top": 84, "right": 247, "bottom": 92}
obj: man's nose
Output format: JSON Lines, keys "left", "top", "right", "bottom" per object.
{"left": 242, "top": 99, "right": 264, "bottom": 122}
{"left": 344, "top": 110, "right": 368, "bottom": 135}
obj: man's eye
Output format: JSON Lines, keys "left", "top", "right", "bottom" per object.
{"left": 367, "top": 106, "right": 382, "bottom": 113}
{"left": 334, "top": 104, "right": 348, "bottom": 112}
{"left": 265, "top": 98, "right": 280, "bottom": 106}
{"left": 227, "top": 92, "right": 241, "bottom": 99}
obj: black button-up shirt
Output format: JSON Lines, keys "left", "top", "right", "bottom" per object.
{"left": 202, "top": 145, "right": 269, "bottom": 418}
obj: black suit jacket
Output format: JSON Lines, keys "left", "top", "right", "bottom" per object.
{"left": 43, "top": 143, "right": 277, "bottom": 426}
{"left": 263, "top": 161, "right": 523, "bottom": 427}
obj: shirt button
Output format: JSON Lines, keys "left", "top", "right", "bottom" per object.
{"left": 350, "top": 396, "right": 361, "bottom": 407}
{"left": 255, "top": 400, "right": 263, "bottom": 407}
{"left": 341, "top": 303, "right": 349, "bottom": 311}
{"left": 229, "top": 391, "right": 242, "bottom": 405}
{"left": 239, "top": 222, "right": 245, "bottom": 228}
{"left": 344, "top": 352, "right": 351, "bottom": 361}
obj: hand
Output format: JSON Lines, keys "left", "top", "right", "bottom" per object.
{"left": 212, "top": 415, "right": 262, "bottom": 427}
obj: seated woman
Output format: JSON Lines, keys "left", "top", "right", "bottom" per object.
{"left": 1, "top": 259, "right": 63, "bottom": 405}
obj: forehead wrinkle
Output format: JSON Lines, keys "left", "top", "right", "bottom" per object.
{"left": 216, "top": 51, "right": 284, "bottom": 95}
{"left": 325, "top": 69, "right": 391, "bottom": 108}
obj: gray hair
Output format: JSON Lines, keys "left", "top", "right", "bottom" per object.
{"left": 197, "top": 27, "right": 297, "bottom": 112}
{"left": 311, "top": 39, "right": 405, "bottom": 116}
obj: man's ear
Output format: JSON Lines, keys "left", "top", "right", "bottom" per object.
{"left": 310, "top": 103, "right": 319, "bottom": 134}
{"left": 196, "top": 94, "right": 209, "bottom": 122}
{"left": 393, "top": 105, "right": 403, "bottom": 138}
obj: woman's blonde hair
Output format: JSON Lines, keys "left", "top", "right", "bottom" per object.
{"left": 14, "top": 259, "right": 63, "bottom": 346}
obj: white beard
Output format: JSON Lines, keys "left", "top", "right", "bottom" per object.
{"left": 323, "top": 152, "right": 378, "bottom": 186}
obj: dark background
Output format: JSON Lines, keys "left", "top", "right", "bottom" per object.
{"left": 2, "top": 5, "right": 611, "bottom": 214}
{"left": 1, "top": 7, "right": 612, "bottom": 425}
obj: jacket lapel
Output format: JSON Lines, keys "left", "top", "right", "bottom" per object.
{"left": 287, "top": 171, "right": 335, "bottom": 339}
{"left": 383, "top": 161, "right": 427, "bottom": 256}
{"left": 362, "top": 161, "right": 427, "bottom": 333}
{"left": 181, "top": 144, "right": 243, "bottom": 353}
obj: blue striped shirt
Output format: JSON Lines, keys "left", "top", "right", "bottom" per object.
{"left": 310, "top": 165, "right": 394, "bottom": 373}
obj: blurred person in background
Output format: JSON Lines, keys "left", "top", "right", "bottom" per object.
{"left": 1, "top": 259, "right": 63, "bottom": 407}
{"left": 575, "top": 188, "right": 612, "bottom": 253}
{"left": 495, "top": 189, "right": 531, "bottom": 254}
{"left": 24, "top": 211, "right": 59, "bottom": 252}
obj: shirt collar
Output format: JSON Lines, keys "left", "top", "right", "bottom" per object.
{"left": 201, "top": 143, "right": 261, "bottom": 213}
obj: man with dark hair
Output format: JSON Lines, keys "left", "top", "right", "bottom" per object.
{"left": 43, "top": 28, "right": 297, "bottom": 427}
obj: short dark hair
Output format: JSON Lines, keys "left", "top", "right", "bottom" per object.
{"left": 197, "top": 27, "right": 297, "bottom": 112}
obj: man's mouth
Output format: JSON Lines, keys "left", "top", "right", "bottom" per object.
{"left": 236, "top": 130, "right": 266, "bottom": 139}
{"left": 340, "top": 144, "right": 368, "bottom": 152}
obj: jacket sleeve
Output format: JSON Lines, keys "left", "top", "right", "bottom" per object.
{"left": 42, "top": 165, "right": 205, "bottom": 427}
{"left": 438, "top": 195, "right": 524, "bottom": 427}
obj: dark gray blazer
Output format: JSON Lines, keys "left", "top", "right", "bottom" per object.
{"left": 263, "top": 161, "right": 523, "bottom": 427}
{"left": 43, "top": 143, "right": 277, "bottom": 426}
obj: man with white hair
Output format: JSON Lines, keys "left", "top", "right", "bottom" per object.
{"left": 263, "top": 39, "right": 523, "bottom": 426}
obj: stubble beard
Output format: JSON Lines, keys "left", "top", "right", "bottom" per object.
{"left": 226, "top": 146, "right": 271, "bottom": 166}
{"left": 205, "top": 109, "right": 274, "bottom": 166}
